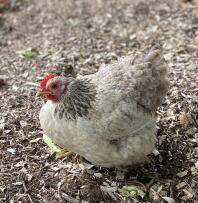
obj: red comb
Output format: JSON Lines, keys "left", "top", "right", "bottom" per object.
{"left": 40, "top": 73, "right": 55, "bottom": 89}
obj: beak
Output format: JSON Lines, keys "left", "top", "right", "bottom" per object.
{"left": 36, "top": 89, "right": 45, "bottom": 97}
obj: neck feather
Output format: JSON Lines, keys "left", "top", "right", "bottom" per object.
{"left": 54, "top": 79, "right": 96, "bottom": 120}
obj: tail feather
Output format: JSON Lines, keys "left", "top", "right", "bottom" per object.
{"left": 133, "top": 45, "right": 169, "bottom": 111}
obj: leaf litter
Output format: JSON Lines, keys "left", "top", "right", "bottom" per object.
{"left": 0, "top": 0, "right": 197, "bottom": 202}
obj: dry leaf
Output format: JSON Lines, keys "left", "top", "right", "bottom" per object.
{"left": 182, "top": 188, "right": 194, "bottom": 199}
{"left": 176, "top": 182, "right": 187, "bottom": 190}
{"left": 177, "top": 170, "right": 188, "bottom": 178}
{"left": 162, "top": 196, "right": 175, "bottom": 203}
{"left": 179, "top": 112, "right": 189, "bottom": 127}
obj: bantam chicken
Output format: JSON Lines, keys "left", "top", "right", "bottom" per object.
{"left": 38, "top": 46, "right": 169, "bottom": 167}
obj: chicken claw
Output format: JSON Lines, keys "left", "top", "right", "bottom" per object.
{"left": 56, "top": 151, "right": 82, "bottom": 163}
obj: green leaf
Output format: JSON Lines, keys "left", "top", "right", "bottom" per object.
{"left": 43, "top": 134, "right": 65, "bottom": 154}
{"left": 16, "top": 50, "right": 36, "bottom": 59}
{"left": 118, "top": 185, "right": 145, "bottom": 199}
{"left": 65, "top": 18, "right": 79, "bottom": 26}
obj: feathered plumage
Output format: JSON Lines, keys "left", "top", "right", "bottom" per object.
{"left": 39, "top": 46, "right": 169, "bottom": 167}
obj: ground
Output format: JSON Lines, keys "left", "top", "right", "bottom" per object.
{"left": 0, "top": 0, "right": 197, "bottom": 202}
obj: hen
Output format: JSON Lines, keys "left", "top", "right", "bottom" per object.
{"left": 38, "top": 46, "right": 169, "bottom": 167}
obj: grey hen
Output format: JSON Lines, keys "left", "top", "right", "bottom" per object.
{"left": 38, "top": 46, "right": 169, "bottom": 167}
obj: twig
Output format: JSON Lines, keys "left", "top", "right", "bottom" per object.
{"left": 146, "top": 176, "right": 158, "bottom": 188}
{"left": 22, "top": 181, "right": 34, "bottom": 203}
{"left": 27, "top": 194, "right": 34, "bottom": 203}
{"left": 25, "top": 82, "right": 39, "bottom": 87}
{"left": 191, "top": 114, "right": 198, "bottom": 129}
{"left": 61, "top": 192, "right": 80, "bottom": 203}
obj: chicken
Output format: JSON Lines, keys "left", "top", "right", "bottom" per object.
{"left": 38, "top": 46, "right": 169, "bottom": 167}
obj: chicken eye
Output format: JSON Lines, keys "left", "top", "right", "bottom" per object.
{"left": 51, "top": 84, "right": 58, "bottom": 89}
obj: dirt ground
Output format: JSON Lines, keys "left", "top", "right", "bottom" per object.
{"left": 0, "top": 0, "right": 197, "bottom": 202}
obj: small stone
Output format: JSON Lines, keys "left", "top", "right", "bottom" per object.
{"left": 7, "top": 148, "right": 16, "bottom": 154}
{"left": 94, "top": 173, "right": 103, "bottom": 179}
